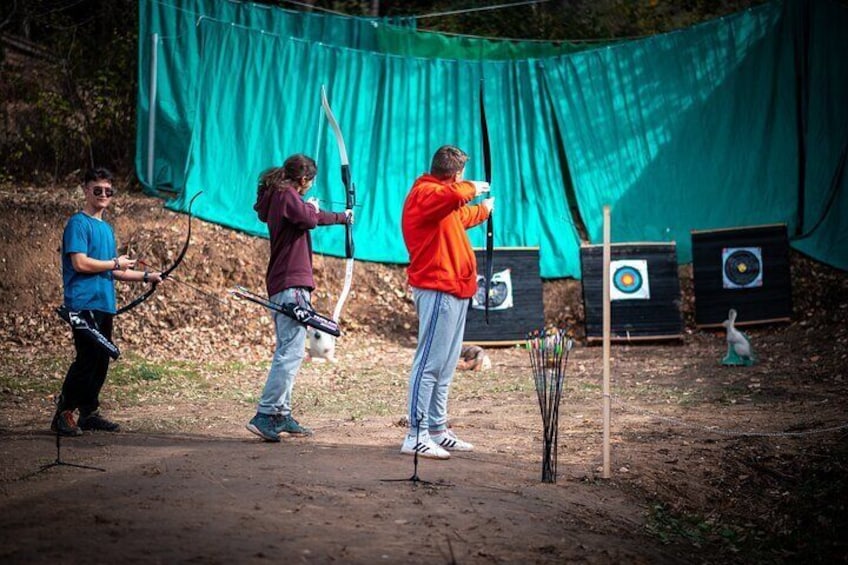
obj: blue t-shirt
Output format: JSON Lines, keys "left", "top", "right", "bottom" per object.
{"left": 62, "top": 212, "right": 117, "bottom": 313}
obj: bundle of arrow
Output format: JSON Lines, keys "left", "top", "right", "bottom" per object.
{"left": 526, "top": 328, "right": 573, "bottom": 483}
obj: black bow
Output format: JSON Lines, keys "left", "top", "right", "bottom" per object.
{"left": 480, "top": 81, "right": 494, "bottom": 324}
{"left": 116, "top": 191, "right": 202, "bottom": 315}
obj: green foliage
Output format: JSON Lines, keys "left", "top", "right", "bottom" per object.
{"left": 106, "top": 355, "right": 206, "bottom": 405}
{"left": 767, "top": 444, "right": 848, "bottom": 562}
{"left": 1, "top": 0, "right": 770, "bottom": 182}
{"left": 109, "top": 356, "right": 200, "bottom": 387}
{"left": 645, "top": 502, "right": 749, "bottom": 552}
{"left": 0, "top": 0, "right": 138, "bottom": 182}
{"left": 0, "top": 355, "right": 67, "bottom": 397}
{"left": 333, "top": 0, "right": 769, "bottom": 41}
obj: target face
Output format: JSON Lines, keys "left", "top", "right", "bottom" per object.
{"left": 722, "top": 247, "right": 763, "bottom": 289}
{"left": 472, "top": 268, "right": 513, "bottom": 310}
{"left": 610, "top": 260, "right": 650, "bottom": 300}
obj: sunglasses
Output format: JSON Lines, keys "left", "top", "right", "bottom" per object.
{"left": 92, "top": 186, "right": 115, "bottom": 197}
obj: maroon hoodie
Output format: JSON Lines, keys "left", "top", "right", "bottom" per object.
{"left": 254, "top": 185, "right": 347, "bottom": 296}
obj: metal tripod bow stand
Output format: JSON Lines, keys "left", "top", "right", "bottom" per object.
{"left": 21, "top": 427, "right": 106, "bottom": 480}
{"left": 382, "top": 414, "right": 435, "bottom": 485}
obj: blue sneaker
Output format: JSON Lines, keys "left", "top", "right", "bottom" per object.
{"left": 274, "top": 415, "right": 313, "bottom": 436}
{"left": 246, "top": 413, "right": 280, "bottom": 442}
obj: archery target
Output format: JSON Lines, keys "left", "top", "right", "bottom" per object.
{"left": 610, "top": 260, "right": 650, "bottom": 300}
{"left": 691, "top": 224, "right": 792, "bottom": 327}
{"left": 580, "top": 243, "right": 683, "bottom": 340}
{"left": 472, "top": 268, "right": 513, "bottom": 310}
{"left": 465, "top": 248, "right": 543, "bottom": 344}
{"left": 722, "top": 247, "right": 763, "bottom": 289}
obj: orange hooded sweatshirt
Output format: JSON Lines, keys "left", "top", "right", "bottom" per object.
{"left": 401, "top": 174, "right": 491, "bottom": 299}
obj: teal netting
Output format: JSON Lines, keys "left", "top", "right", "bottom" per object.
{"left": 138, "top": 0, "right": 848, "bottom": 277}
{"left": 136, "top": 0, "right": 414, "bottom": 191}
{"left": 373, "top": 22, "right": 616, "bottom": 60}
{"left": 543, "top": 2, "right": 800, "bottom": 263}
{"left": 786, "top": 0, "right": 848, "bottom": 270}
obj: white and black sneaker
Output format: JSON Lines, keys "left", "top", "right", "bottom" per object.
{"left": 400, "top": 434, "right": 450, "bottom": 459}
{"left": 431, "top": 429, "right": 474, "bottom": 452}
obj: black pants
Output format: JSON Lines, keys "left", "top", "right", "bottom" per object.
{"left": 58, "top": 310, "right": 114, "bottom": 417}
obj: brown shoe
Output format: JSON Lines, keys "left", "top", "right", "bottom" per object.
{"left": 51, "top": 410, "right": 83, "bottom": 437}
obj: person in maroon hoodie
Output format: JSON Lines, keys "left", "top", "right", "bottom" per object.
{"left": 246, "top": 154, "right": 352, "bottom": 442}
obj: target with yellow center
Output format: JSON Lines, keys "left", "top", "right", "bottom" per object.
{"left": 722, "top": 246, "right": 763, "bottom": 289}
{"left": 610, "top": 259, "right": 651, "bottom": 300}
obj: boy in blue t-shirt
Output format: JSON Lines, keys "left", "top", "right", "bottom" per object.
{"left": 52, "top": 167, "right": 163, "bottom": 437}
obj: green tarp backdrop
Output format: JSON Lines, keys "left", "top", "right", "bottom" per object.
{"left": 136, "top": 0, "right": 848, "bottom": 278}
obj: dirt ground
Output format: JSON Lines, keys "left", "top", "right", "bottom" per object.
{"left": 1, "top": 186, "right": 847, "bottom": 564}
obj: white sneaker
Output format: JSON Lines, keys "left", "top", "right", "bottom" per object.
{"left": 400, "top": 434, "right": 450, "bottom": 459}
{"left": 431, "top": 429, "right": 474, "bottom": 452}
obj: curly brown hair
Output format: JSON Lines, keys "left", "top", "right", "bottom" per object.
{"left": 256, "top": 154, "right": 317, "bottom": 203}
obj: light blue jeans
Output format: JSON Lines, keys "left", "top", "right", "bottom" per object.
{"left": 257, "top": 288, "right": 307, "bottom": 417}
{"left": 407, "top": 288, "right": 469, "bottom": 437}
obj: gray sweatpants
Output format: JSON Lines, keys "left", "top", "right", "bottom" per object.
{"left": 257, "top": 288, "right": 308, "bottom": 417}
{"left": 407, "top": 287, "right": 469, "bottom": 437}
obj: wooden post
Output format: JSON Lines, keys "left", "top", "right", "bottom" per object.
{"left": 602, "top": 205, "right": 611, "bottom": 479}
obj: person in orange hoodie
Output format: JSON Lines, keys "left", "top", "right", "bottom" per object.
{"left": 400, "top": 145, "right": 493, "bottom": 459}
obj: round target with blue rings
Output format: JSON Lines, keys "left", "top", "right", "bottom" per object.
{"left": 613, "top": 265, "right": 644, "bottom": 294}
